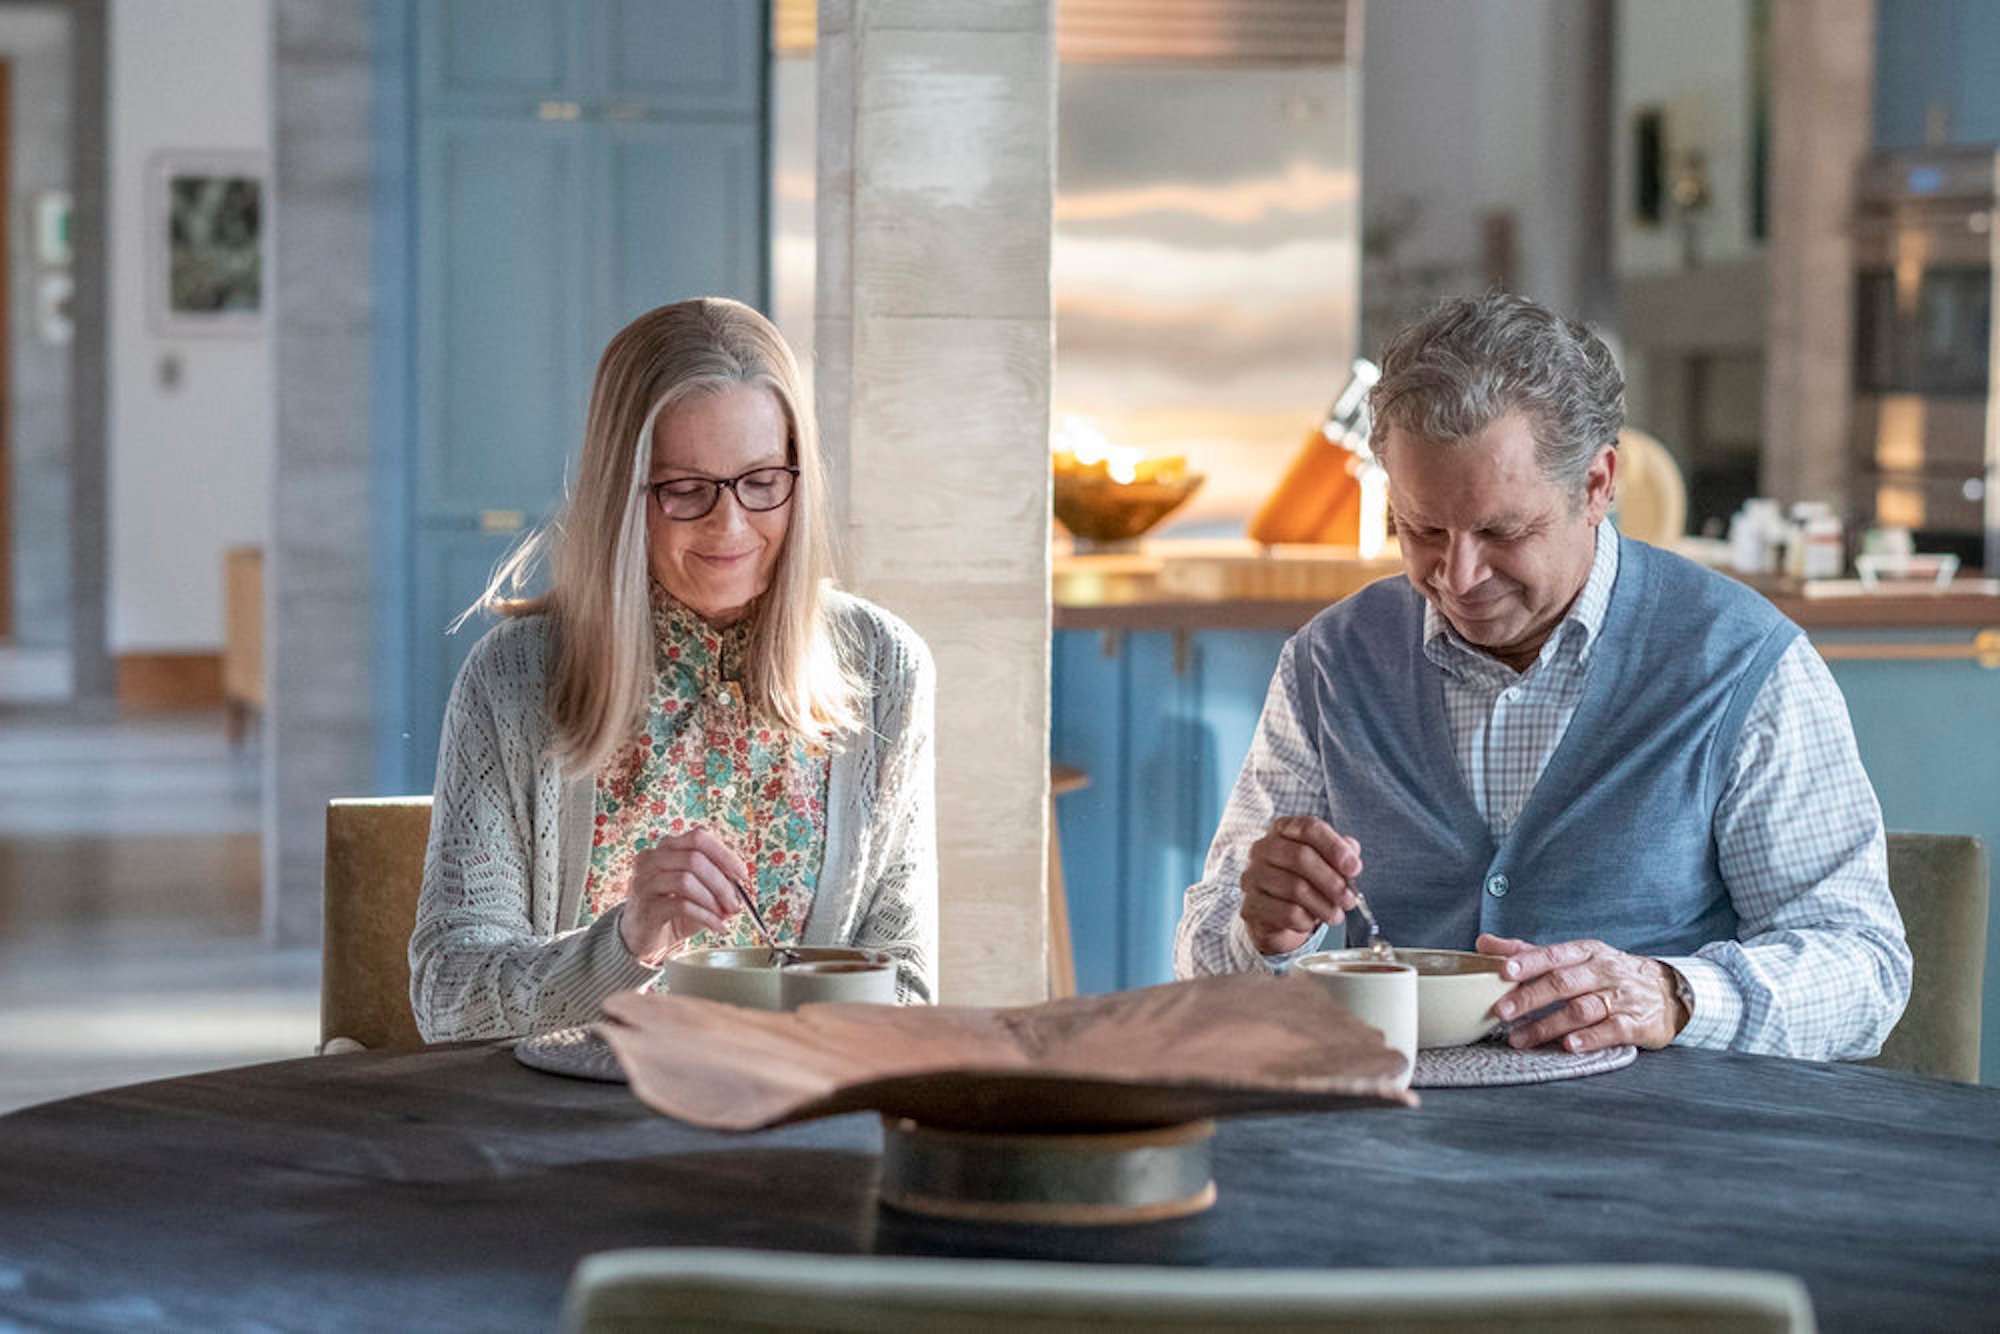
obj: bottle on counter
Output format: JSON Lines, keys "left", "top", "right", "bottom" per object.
{"left": 1801, "top": 508, "right": 1846, "bottom": 581}
{"left": 1783, "top": 509, "right": 1809, "bottom": 580}
{"left": 1778, "top": 501, "right": 1846, "bottom": 581}
{"left": 1729, "top": 498, "right": 1785, "bottom": 575}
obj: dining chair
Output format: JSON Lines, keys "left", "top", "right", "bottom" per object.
{"left": 1611, "top": 427, "right": 1687, "bottom": 548}
{"left": 559, "top": 1249, "right": 1816, "bottom": 1333}
{"left": 320, "top": 796, "right": 433, "bottom": 1053}
{"left": 1867, "top": 831, "right": 1989, "bottom": 1083}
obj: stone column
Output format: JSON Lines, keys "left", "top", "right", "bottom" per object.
{"left": 1763, "top": 0, "right": 1874, "bottom": 508}
{"left": 266, "top": 0, "right": 375, "bottom": 945}
{"left": 816, "top": 0, "right": 1054, "bottom": 1005}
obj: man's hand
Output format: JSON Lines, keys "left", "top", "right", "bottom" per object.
{"left": 1238, "top": 816, "right": 1364, "bottom": 956}
{"left": 1478, "top": 933, "right": 1691, "bottom": 1052}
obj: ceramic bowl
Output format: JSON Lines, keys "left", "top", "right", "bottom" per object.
{"left": 778, "top": 959, "right": 900, "bottom": 1010}
{"left": 658, "top": 946, "right": 891, "bottom": 1011}
{"left": 1297, "top": 947, "right": 1517, "bottom": 1048}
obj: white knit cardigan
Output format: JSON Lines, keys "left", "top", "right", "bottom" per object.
{"left": 408, "top": 591, "right": 938, "bottom": 1041}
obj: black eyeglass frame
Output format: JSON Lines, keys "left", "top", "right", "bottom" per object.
{"left": 649, "top": 465, "right": 801, "bottom": 521}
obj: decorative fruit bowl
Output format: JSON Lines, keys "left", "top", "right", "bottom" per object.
{"left": 1052, "top": 451, "right": 1205, "bottom": 550}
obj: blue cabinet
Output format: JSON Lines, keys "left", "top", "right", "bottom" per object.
{"left": 1874, "top": 0, "right": 2000, "bottom": 148}
{"left": 1819, "top": 630, "right": 2000, "bottom": 1084}
{"left": 378, "top": 0, "right": 770, "bottom": 792}
{"left": 1056, "top": 619, "right": 2000, "bottom": 1085}
{"left": 1052, "top": 628, "right": 1289, "bottom": 992}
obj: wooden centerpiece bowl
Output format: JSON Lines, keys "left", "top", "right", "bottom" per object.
{"left": 1053, "top": 452, "right": 1204, "bottom": 550}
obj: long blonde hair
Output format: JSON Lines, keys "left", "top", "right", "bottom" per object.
{"left": 471, "top": 298, "right": 861, "bottom": 774}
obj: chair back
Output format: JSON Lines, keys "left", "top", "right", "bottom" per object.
{"left": 560, "top": 1249, "right": 1815, "bottom": 1333}
{"left": 321, "top": 796, "right": 433, "bottom": 1052}
{"left": 1869, "top": 831, "right": 1989, "bottom": 1082}
{"left": 1613, "top": 427, "right": 1688, "bottom": 547}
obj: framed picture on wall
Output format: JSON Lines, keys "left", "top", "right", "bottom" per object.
{"left": 148, "top": 151, "right": 266, "bottom": 336}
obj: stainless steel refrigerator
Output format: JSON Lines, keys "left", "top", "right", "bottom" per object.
{"left": 771, "top": 0, "right": 1362, "bottom": 538}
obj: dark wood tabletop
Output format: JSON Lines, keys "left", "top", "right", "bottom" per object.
{"left": 2, "top": 1042, "right": 1996, "bottom": 1332}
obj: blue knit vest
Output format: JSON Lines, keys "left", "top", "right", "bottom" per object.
{"left": 1295, "top": 536, "right": 1800, "bottom": 955}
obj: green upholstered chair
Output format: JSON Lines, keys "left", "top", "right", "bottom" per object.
{"left": 320, "top": 797, "right": 433, "bottom": 1053}
{"left": 559, "top": 1250, "right": 1816, "bottom": 1333}
{"left": 1868, "top": 832, "right": 1989, "bottom": 1083}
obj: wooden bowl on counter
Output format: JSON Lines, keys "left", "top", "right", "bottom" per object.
{"left": 1053, "top": 470, "right": 1205, "bottom": 549}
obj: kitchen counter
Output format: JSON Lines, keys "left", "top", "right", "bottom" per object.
{"left": 1053, "top": 540, "right": 1397, "bottom": 631}
{"left": 1054, "top": 539, "right": 2000, "bottom": 635}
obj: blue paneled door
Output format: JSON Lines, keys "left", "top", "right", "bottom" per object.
{"left": 395, "top": 0, "right": 769, "bottom": 790}
{"left": 594, "top": 120, "right": 767, "bottom": 349}
{"left": 1873, "top": 0, "right": 2000, "bottom": 149}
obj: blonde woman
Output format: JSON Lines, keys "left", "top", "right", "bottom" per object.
{"left": 410, "top": 298, "right": 937, "bottom": 1041}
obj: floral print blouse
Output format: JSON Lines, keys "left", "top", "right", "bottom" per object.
{"left": 575, "top": 588, "right": 830, "bottom": 954}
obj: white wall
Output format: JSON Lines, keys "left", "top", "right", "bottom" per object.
{"left": 107, "top": 0, "right": 271, "bottom": 653}
{"left": 1614, "top": 0, "right": 1757, "bottom": 275}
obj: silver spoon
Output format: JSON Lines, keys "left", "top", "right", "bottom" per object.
{"left": 733, "top": 878, "right": 803, "bottom": 968}
{"left": 1349, "top": 884, "right": 1395, "bottom": 962}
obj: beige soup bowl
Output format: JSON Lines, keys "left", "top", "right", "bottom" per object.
{"left": 1299, "top": 947, "right": 1518, "bottom": 1048}
{"left": 658, "top": 946, "right": 891, "bottom": 1011}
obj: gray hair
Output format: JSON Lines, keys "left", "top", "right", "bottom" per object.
{"left": 1366, "top": 292, "right": 1624, "bottom": 495}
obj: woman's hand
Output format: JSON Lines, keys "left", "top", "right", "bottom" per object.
{"left": 618, "top": 828, "right": 751, "bottom": 966}
{"left": 1239, "top": 815, "right": 1364, "bottom": 956}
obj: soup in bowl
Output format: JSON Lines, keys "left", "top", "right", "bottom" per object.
{"left": 1297, "top": 947, "right": 1517, "bottom": 1048}
{"left": 658, "top": 946, "right": 893, "bottom": 1010}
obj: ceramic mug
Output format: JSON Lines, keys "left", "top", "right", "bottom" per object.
{"left": 778, "top": 958, "right": 899, "bottom": 1010}
{"left": 1296, "top": 957, "right": 1419, "bottom": 1077}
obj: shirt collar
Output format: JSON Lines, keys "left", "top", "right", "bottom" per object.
{"left": 650, "top": 581, "right": 751, "bottom": 686}
{"left": 1422, "top": 520, "right": 1621, "bottom": 673}
{"left": 1565, "top": 519, "right": 1620, "bottom": 664}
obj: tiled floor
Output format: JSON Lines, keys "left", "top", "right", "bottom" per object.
{"left": 0, "top": 706, "right": 318, "bottom": 1114}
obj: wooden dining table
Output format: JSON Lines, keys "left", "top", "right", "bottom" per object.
{"left": 1, "top": 1040, "right": 1996, "bottom": 1332}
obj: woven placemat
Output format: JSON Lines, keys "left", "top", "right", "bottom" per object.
{"left": 1411, "top": 1040, "right": 1636, "bottom": 1088}
{"left": 514, "top": 1026, "right": 626, "bottom": 1083}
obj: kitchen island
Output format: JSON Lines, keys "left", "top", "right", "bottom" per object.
{"left": 1051, "top": 540, "right": 2000, "bottom": 1084}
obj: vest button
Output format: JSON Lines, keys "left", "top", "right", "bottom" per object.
{"left": 1485, "top": 873, "right": 1510, "bottom": 898}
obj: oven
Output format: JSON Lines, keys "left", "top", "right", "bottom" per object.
{"left": 1852, "top": 147, "right": 2000, "bottom": 572}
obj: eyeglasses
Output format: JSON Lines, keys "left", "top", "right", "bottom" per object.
{"left": 650, "top": 466, "right": 800, "bottom": 521}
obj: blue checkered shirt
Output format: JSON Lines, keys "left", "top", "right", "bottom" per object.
{"left": 1175, "top": 524, "right": 1911, "bottom": 1060}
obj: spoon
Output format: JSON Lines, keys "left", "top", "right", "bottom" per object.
{"left": 1349, "top": 884, "right": 1395, "bottom": 962}
{"left": 733, "top": 879, "right": 803, "bottom": 968}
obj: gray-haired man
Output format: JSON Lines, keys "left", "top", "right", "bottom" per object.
{"left": 1176, "top": 292, "right": 1909, "bottom": 1060}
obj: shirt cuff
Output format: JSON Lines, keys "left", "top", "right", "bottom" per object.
{"left": 1228, "top": 914, "right": 1329, "bottom": 973}
{"left": 1659, "top": 954, "right": 1741, "bottom": 1049}
{"left": 598, "top": 904, "right": 669, "bottom": 985}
